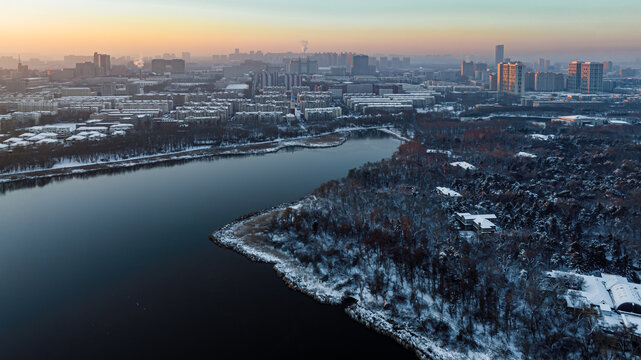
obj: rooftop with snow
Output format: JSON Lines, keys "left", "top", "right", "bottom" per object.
{"left": 450, "top": 161, "right": 476, "bottom": 170}
{"left": 549, "top": 271, "right": 641, "bottom": 338}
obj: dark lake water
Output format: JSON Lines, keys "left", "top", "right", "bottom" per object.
{"left": 0, "top": 136, "right": 417, "bottom": 359}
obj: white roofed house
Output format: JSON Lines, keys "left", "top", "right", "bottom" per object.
{"left": 454, "top": 212, "right": 498, "bottom": 234}
{"left": 549, "top": 271, "right": 641, "bottom": 339}
{"left": 436, "top": 187, "right": 462, "bottom": 198}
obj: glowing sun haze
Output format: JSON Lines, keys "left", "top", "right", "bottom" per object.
{"left": 2, "top": 0, "right": 640, "bottom": 57}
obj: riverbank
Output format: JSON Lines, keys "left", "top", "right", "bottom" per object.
{"left": 210, "top": 199, "right": 460, "bottom": 360}
{"left": 0, "top": 127, "right": 408, "bottom": 191}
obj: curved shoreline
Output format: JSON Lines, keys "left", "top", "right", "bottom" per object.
{"left": 0, "top": 126, "right": 408, "bottom": 194}
{"left": 0, "top": 133, "right": 349, "bottom": 194}
{"left": 210, "top": 203, "right": 454, "bottom": 360}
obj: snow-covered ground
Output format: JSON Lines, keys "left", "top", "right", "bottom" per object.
{"left": 0, "top": 132, "right": 354, "bottom": 183}
{"left": 212, "top": 197, "right": 518, "bottom": 360}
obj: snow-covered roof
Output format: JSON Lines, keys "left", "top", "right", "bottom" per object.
{"left": 3, "top": 137, "right": 24, "bottom": 144}
{"left": 76, "top": 126, "right": 108, "bottom": 132}
{"left": 19, "top": 132, "right": 36, "bottom": 139}
{"left": 436, "top": 187, "right": 461, "bottom": 197}
{"left": 609, "top": 120, "right": 630, "bottom": 125}
{"left": 516, "top": 152, "right": 537, "bottom": 158}
{"left": 0, "top": 143, "right": 8, "bottom": 150}
{"left": 66, "top": 135, "right": 86, "bottom": 142}
{"left": 529, "top": 134, "right": 555, "bottom": 141}
{"left": 9, "top": 140, "right": 31, "bottom": 147}
{"left": 27, "top": 133, "right": 58, "bottom": 142}
{"left": 110, "top": 123, "right": 134, "bottom": 130}
{"left": 450, "top": 161, "right": 476, "bottom": 170}
{"left": 225, "top": 84, "right": 249, "bottom": 91}
{"left": 35, "top": 138, "right": 59, "bottom": 145}
{"left": 455, "top": 212, "right": 497, "bottom": 230}
{"left": 549, "top": 271, "right": 641, "bottom": 337}
{"left": 426, "top": 149, "right": 452, "bottom": 157}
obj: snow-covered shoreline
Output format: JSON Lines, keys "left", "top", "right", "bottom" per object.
{"left": 0, "top": 127, "right": 406, "bottom": 187}
{"left": 210, "top": 201, "right": 459, "bottom": 360}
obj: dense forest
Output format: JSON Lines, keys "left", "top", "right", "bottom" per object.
{"left": 226, "top": 118, "right": 641, "bottom": 359}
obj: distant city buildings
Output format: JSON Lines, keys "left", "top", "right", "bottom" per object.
{"left": 287, "top": 58, "right": 318, "bottom": 75}
{"left": 151, "top": 59, "right": 186, "bottom": 74}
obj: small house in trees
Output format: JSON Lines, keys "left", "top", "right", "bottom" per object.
{"left": 454, "top": 212, "right": 497, "bottom": 234}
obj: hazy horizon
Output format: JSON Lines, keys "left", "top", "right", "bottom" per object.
{"left": 2, "top": 0, "right": 640, "bottom": 61}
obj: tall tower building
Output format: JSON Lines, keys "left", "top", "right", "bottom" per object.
{"left": 567, "top": 61, "right": 583, "bottom": 92}
{"left": 17, "top": 56, "right": 29, "bottom": 78}
{"left": 497, "top": 61, "right": 525, "bottom": 96}
{"left": 495, "top": 45, "right": 505, "bottom": 65}
{"left": 352, "top": 55, "right": 370, "bottom": 75}
{"left": 580, "top": 62, "right": 603, "bottom": 94}
{"left": 567, "top": 61, "right": 603, "bottom": 93}
{"left": 461, "top": 61, "right": 474, "bottom": 78}
{"left": 93, "top": 52, "right": 111, "bottom": 76}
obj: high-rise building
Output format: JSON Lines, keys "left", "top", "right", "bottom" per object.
{"left": 17, "top": 57, "right": 29, "bottom": 78}
{"left": 259, "top": 70, "right": 278, "bottom": 89}
{"left": 525, "top": 72, "right": 536, "bottom": 91}
{"left": 283, "top": 73, "right": 301, "bottom": 90}
{"left": 495, "top": 45, "right": 505, "bottom": 65}
{"left": 603, "top": 61, "right": 613, "bottom": 73}
{"left": 580, "top": 62, "right": 603, "bottom": 93}
{"left": 287, "top": 58, "right": 318, "bottom": 75}
{"left": 489, "top": 74, "right": 498, "bottom": 91}
{"left": 534, "top": 72, "right": 565, "bottom": 92}
{"left": 75, "top": 61, "right": 96, "bottom": 78}
{"left": 93, "top": 52, "right": 111, "bottom": 76}
{"left": 473, "top": 63, "right": 488, "bottom": 80}
{"left": 461, "top": 61, "right": 474, "bottom": 78}
{"left": 568, "top": 61, "right": 603, "bottom": 93}
{"left": 182, "top": 52, "right": 191, "bottom": 61}
{"left": 352, "top": 55, "right": 370, "bottom": 75}
{"left": 497, "top": 61, "right": 525, "bottom": 96}
{"left": 535, "top": 58, "right": 549, "bottom": 72}
{"left": 567, "top": 61, "right": 583, "bottom": 92}
{"left": 401, "top": 57, "right": 411, "bottom": 68}
{"left": 151, "top": 59, "right": 185, "bottom": 74}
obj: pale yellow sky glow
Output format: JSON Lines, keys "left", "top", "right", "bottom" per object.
{"left": 1, "top": 0, "right": 640, "bottom": 57}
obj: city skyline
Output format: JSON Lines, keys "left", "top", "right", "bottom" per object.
{"left": 2, "top": 0, "right": 640, "bottom": 59}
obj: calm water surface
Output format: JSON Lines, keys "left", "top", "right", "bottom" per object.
{"left": 0, "top": 136, "right": 416, "bottom": 359}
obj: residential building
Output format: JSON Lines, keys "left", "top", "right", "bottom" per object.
{"left": 461, "top": 61, "right": 474, "bottom": 78}
{"left": 549, "top": 271, "right": 641, "bottom": 339}
{"left": 580, "top": 62, "right": 603, "bottom": 93}
{"left": 352, "top": 55, "right": 370, "bottom": 76}
{"left": 497, "top": 62, "right": 525, "bottom": 96}
{"left": 151, "top": 59, "right": 186, "bottom": 74}
{"left": 93, "top": 52, "right": 111, "bottom": 76}
{"left": 567, "top": 61, "right": 583, "bottom": 92}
